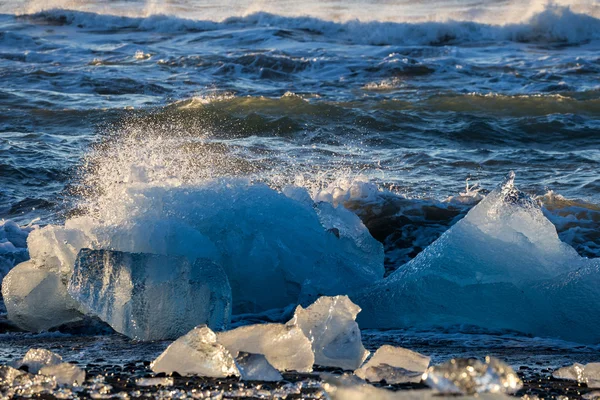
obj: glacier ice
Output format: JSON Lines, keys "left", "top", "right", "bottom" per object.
{"left": 39, "top": 363, "right": 86, "bottom": 386}
{"left": 235, "top": 352, "right": 283, "bottom": 382}
{"left": 355, "top": 172, "right": 600, "bottom": 343}
{"left": 13, "top": 349, "right": 63, "bottom": 374}
{"left": 151, "top": 325, "right": 239, "bottom": 378}
{"left": 553, "top": 362, "right": 600, "bottom": 388}
{"left": 2, "top": 262, "right": 82, "bottom": 332}
{"left": 354, "top": 345, "right": 430, "bottom": 384}
{"left": 217, "top": 323, "right": 314, "bottom": 372}
{"left": 287, "top": 295, "right": 368, "bottom": 370}
{"left": 5, "top": 179, "right": 384, "bottom": 332}
{"left": 423, "top": 357, "right": 522, "bottom": 395}
{"left": 68, "top": 249, "right": 231, "bottom": 341}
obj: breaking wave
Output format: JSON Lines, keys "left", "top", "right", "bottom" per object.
{"left": 19, "top": 5, "right": 600, "bottom": 46}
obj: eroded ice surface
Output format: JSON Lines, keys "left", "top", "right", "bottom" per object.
{"left": 151, "top": 325, "right": 239, "bottom": 378}
{"left": 355, "top": 173, "right": 600, "bottom": 343}
{"left": 354, "top": 345, "right": 430, "bottom": 384}
{"left": 2, "top": 262, "right": 82, "bottom": 331}
{"left": 423, "top": 357, "right": 522, "bottom": 395}
{"left": 39, "top": 363, "right": 86, "bottom": 386}
{"left": 217, "top": 323, "right": 314, "bottom": 372}
{"left": 69, "top": 249, "right": 232, "bottom": 341}
{"left": 288, "top": 295, "right": 368, "bottom": 370}
{"left": 553, "top": 362, "right": 600, "bottom": 388}
{"left": 235, "top": 352, "right": 283, "bottom": 382}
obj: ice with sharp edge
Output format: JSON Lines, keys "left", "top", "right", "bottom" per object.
{"left": 287, "top": 295, "right": 369, "bottom": 370}
{"left": 355, "top": 172, "right": 600, "bottom": 343}
{"left": 217, "top": 323, "right": 314, "bottom": 373}
{"left": 151, "top": 325, "right": 240, "bottom": 378}
{"left": 235, "top": 352, "right": 283, "bottom": 382}
{"left": 354, "top": 345, "right": 430, "bottom": 384}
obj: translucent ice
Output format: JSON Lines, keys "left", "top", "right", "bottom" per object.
{"left": 355, "top": 173, "right": 600, "bottom": 343}
{"left": 354, "top": 345, "right": 430, "bottom": 384}
{"left": 39, "top": 363, "right": 86, "bottom": 386}
{"left": 321, "top": 373, "right": 513, "bottom": 400}
{"left": 217, "top": 323, "right": 314, "bottom": 372}
{"left": 235, "top": 352, "right": 283, "bottom": 382}
{"left": 2, "top": 262, "right": 82, "bottom": 331}
{"left": 553, "top": 363, "right": 600, "bottom": 388}
{"left": 68, "top": 249, "right": 232, "bottom": 340}
{"left": 10, "top": 179, "right": 384, "bottom": 330}
{"left": 423, "top": 356, "right": 522, "bottom": 395}
{"left": 13, "top": 349, "right": 63, "bottom": 374}
{"left": 287, "top": 295, "right": 368, "bottom": 370}
{"left": 151, "top": 325, "right": 239, "bottom": 378}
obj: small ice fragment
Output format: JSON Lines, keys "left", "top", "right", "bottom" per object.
{"left": 2, "top": 261, "right": 83, "bottom": 331}
{"left": 423, "top": 356, "right": 522, "bottom": 395}
{"left": 0, "top": 365, "right": 24, "bottom": 385}
{"left": 217, "top": 323, "right": 314, "bottom": 372}
{"left": 354, "top": 345, "right": 430, "bottom": 383}
{"left": 236, "top": 352, "right": 283, "bottom": 382}
{"left": 288, "top": 295, "right": 368, "bottom": 370}
{"left": 553, "top": 362, "right": 600, "bottom": 388}
{"left": 135, "top": 377, "right": 174, "bottom": 387}
{"left": 583, "top": 391, "right": 600, "bottom": 399}
{"left": 39, "top": 363, "right": 86, "bottom": 386}
{"left": 69, "top": 249, "right": 232, "bottom": 341}
{"left": 11, "top": 372, "right": 57, "bottom": 394}
{"left": 13, "top": 349, "right": 63, "bottom": 374}
{"left": 321, "top": 373, "right": 513, "bottom": 400}
{"left": 151, "top": 325, "right": 239, "bottom": 378}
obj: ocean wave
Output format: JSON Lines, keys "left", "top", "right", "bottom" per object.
{"left": 20, "top": 5, "right": 600, "bottom": 46}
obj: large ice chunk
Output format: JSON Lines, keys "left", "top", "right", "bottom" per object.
{"left": 217, "top": 323, "right": 314, "bottom": 372}
{"left": 68, "top": 249, "right": 232, "bottom": 341}
{"left": 423, "top": 357, "right": 522, "bottom": 395}
{"left": 2, "top": 261, "right": 82, "bottom": 331}
{"left": 235, "top": 352, "right": 283, "bottom": 382}
{"left": 151, "top": 325, "right": 239, "bottom": 378}
{"left": 354, "top": 345, "right": 430, "bottom": 384}
{"left": 553, "top": 363, "right": 600, "bottom": 388}
{"left": 287, "top": 295, "right": 368, "bottom": 370}
{"left": 355, "top": 173, "right": 600, "bottom": 343}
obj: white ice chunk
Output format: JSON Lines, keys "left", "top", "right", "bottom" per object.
{"left": 2, "top": 262, "right": 82, "bottom": 331}
{"left": 288, "top": 295, "right": 368, "bottom": 370}
{"left": 235, "top": 352, "right": 283, "bottom": 382}
{"left": 354, "top": 345, "right": 430, "bottom": 383}
{"left": 217, "top": 323, "right": 314, "bottom": 372}
{"left": 13, "top": 349, "right": 63, "bottom": 374}
{"left": 68, "top": 249, "right": 232, "bottom": 341}
{"left": 39, "top": 363, "right": 86, "bottom": 386}
{"left": 151, "top": 325, "right": 239, "bottom": 378}
{"left": 553, "top": 362, "right": 600, "bottom": 388}
{"left": 136, "top": 377, "right": 174, "bottom": 387}
{"left": 27, "top": 225, "right": 91, "bottom": 275}
{"left": 423, "top": 357, "right": 522, "bottom": 395}
{"left": 355, "top": 173, "right": 600, "bottom": 343}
